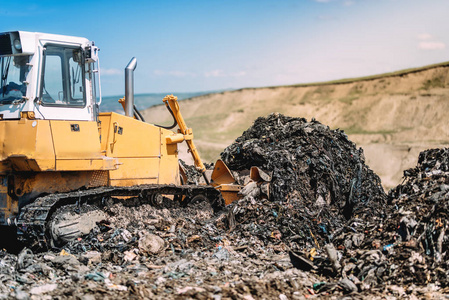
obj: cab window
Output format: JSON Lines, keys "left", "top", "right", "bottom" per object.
{"left": 0, "top": 56, "right": 31, "bottom": 104}
{"left": 40, "top": 45, "right": 85, "bottom": 107}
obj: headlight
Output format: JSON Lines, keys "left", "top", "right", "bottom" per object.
{"left": 13, "top": 39, "right": 22, "bottom": 50}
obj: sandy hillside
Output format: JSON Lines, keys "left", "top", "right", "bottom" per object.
{"left": 143, "top": 62, "right": 449, "bottom": 189}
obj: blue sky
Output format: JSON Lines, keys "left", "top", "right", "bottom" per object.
{"left": 1, "top": 0, "right": 448, "bottom": 96}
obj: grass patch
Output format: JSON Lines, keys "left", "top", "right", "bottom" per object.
{"left": 338, "top": 85, "right": 364, "bottom": 105}
{"left": 338, "top": 95, "right": 359, "bottom": 105}
{"left": 421, "top": 76, "right": 446, "bottom": 90}
{"left": 344, "top": 126, "right": 396, "bottom": 135}
{"left": 300, "top": 86, "right": 334, "bottom": 104}
{"left": 300, "top": 91, "right": 313, "bottom": 104}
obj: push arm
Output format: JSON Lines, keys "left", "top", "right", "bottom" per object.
{"left": 163, "top": 95, "right": 209, "bottom": 184}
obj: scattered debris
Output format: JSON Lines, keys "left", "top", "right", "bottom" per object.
{"left": 0, "top": 114, "right": 448, "bottom": 298}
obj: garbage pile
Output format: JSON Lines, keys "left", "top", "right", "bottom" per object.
{"left": 384, "top": 148, "right": 449, "bottom": 286}
{"left": 0, "top": 200, "right": 321, "bottom": 299}
{"left": 219, "top": 114, "right": 449, "bottom": 295}
{"left": 221, "top": 113, "right": 387, "bottom": 249}
{"left": 1, "top": 113, "right": 449, "bottom": 298}
{"left": 221, "top": 113, "right": 386, "bottom": 211}
{"left": 310, "top": 147, "right": 449, "bottom": 294}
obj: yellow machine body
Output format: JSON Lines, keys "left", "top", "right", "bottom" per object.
{"left": 0, "top": 112, "right": 180, "bottom": 224}
{"left": 0, "top": 31, "right": 242, "bottom": 228}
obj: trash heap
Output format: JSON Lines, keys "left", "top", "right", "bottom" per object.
{"left": 384, "top": 148, "right": 449, "bottom": 286}
{"left": 1, "top": 113, "right": 449, "bottom": 298}
{"left": 221, "top": 113, "right": 387, "bottom": 249}
{"left": 218, "top": 114, "right": 449, "bottom": 295}
{"left": 311, "top": 147, "right": 449, "bottom": 293}
{"left": 222, "top": 113, "right": 386, "bottom": 210}
{"left": 1, "top": 199, "right": 321, "bottom": 299}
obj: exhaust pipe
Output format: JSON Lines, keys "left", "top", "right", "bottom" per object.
{"left": 125, "top": 57, "right": 137, "bottom": 117}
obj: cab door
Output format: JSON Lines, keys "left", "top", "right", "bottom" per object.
{"left": 35, "top": 44, "right": 93, "bottom": 121}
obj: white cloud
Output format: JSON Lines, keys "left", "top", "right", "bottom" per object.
{"left": 153, "top": 70, "right": 197, "bottom": 77}
{"left": 343, "top": 0, "right": 355, "bottom": 6}
{"left": 417, "top": 33, "right": 433, "bottom": 40}
{"left": 204, "top": 70, "right": 224, "bottom": 77}
{"left": 419, "top": 41, "right": 446, "bottom": 50}
{"left": 153, "top": 69, "right": 245, "bottom": 78}
{"left": 101, "top": 68, "right": 121, "bottom": 76}
{"left": 204, "top": 70, "right": 246, "bottom": 78}
{"left": 232, "top": 71, "right": 247, "bottom": 77}
{"left": 416, "top": 33, "right": 446, "bottom": 50}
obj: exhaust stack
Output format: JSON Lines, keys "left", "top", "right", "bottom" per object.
{"left": 124, "top": 57, "right": 137, "bottom": 117}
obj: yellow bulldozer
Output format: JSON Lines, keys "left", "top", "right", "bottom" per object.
{"left": 0, "top": 31, "right": 242, "bottom": 248}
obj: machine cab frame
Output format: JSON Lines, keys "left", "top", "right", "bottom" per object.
{"left": 0, "top": 31, "right": 100, "bottom": 121}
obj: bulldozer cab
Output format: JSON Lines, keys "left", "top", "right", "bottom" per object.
{"left": 0, "top": 31, "right": 100, "bottom": 121}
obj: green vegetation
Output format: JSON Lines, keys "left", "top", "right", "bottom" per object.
{"left": 300, "top": 86, "right": 334, "bottom": 104}
{"left": 343, "top": 126, "right": 396, "bottom": 135}
{"left": 421, "top": 76, "right": 446, "bottom": 90}
{"left": 338, "top": 95, "right": 359, "bottom": 105}
{"left": 338, "top": 85, "right": 364, "bottom": 105}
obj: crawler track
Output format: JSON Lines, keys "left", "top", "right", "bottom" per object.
{"left": 16, "top": 184, "right": 223, "bottom": 249}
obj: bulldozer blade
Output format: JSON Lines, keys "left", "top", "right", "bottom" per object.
{"left": 211, "top": 159, "right": 236, "bottom": 187}
{"left": 250, "top": 166, "right": 272, "bottom": 183}
{"left": 211, "top": 159, "right": 243, "bottom": 205}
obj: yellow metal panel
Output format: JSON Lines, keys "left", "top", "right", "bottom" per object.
{"left": 108, "top": 157, "right": 160, "bottom": 186}
{"left": 50, "top": 121, "right": 103, "bottom": 159}
{"left": 2, "top": 120, "right": 37, "bottom": 158}
{"left": 99, "top": 113, "right": 180, "bottom": 186}
{"left": 0, "top": 120, "right": 55, "bottom": 171}
{"left": 159, "top": 128, "right": 180, "bottom": 185}
{"left": 98, "top": 113, "right": 112, "bottom": 152}
{"left": 35, "top": 121, "right": 56, "bottom": 170}
{"left": 102, "top": 113, "right": 161, "bottom": 158}
{"left": 49, "top": 120, "right": 118, "bottom": 171}
{"left": 56, "top": 157, "right": 117, "bottom": 171}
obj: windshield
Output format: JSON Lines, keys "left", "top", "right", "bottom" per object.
{"left": 40, "top": 45, "right": 86, "bottom": 107}
{"left": 0, "top": 56, "right": 30, "bottom": 104}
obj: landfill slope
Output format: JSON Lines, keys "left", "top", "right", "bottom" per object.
{"left": 143, "top": 62, "right": 449, "bottom": 189}
{"left": 2, "top": 114, "right": 449, "bottom": 298}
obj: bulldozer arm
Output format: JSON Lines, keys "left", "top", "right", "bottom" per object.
{"left": 162, "top": 95, "right": 243, "bottom": 205}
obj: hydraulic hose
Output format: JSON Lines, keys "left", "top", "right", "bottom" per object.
{"left": 154, "top": 103, "right": 177, "bottom": 130}
{"left": 133, "top": 105, "right": 145, "bottom": 122}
